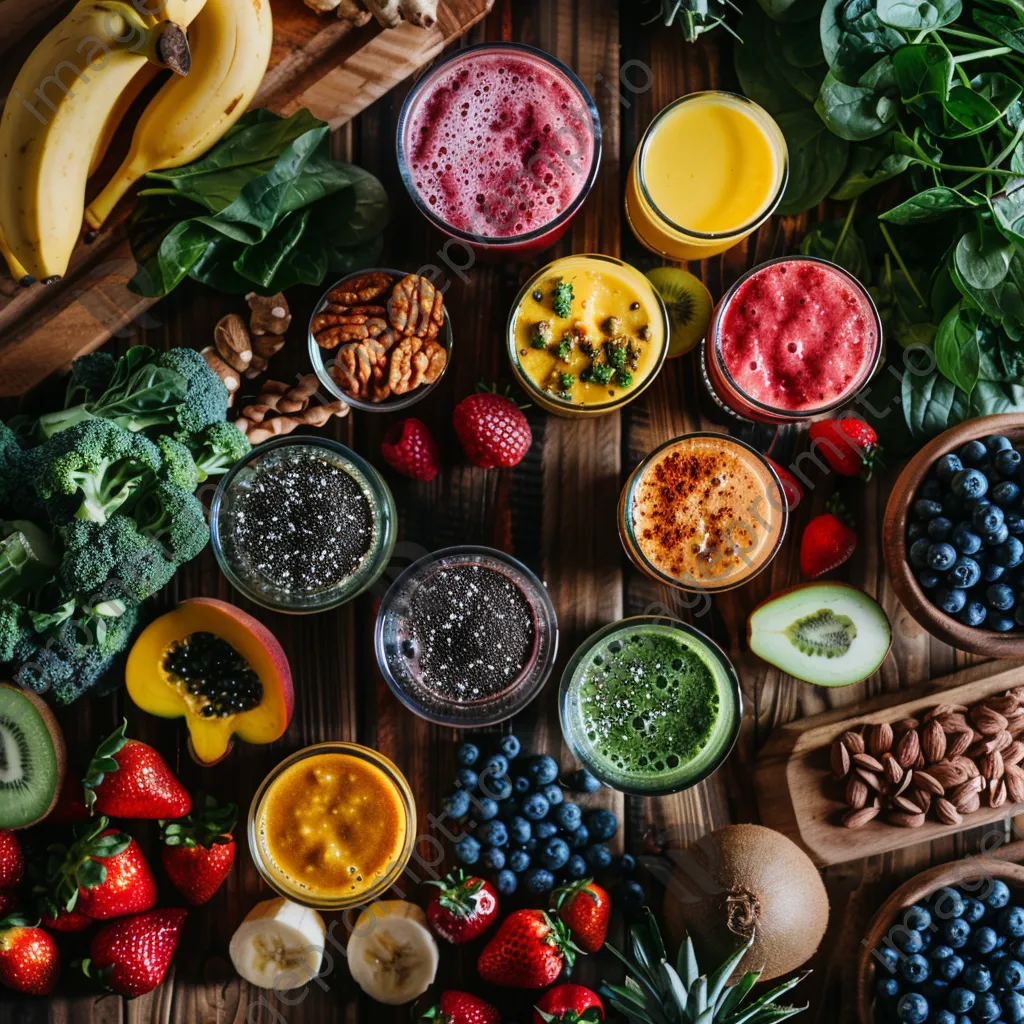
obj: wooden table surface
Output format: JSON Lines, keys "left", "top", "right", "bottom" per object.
{"left": 1, "top": 2, "right": 1009, "bottom": 1023}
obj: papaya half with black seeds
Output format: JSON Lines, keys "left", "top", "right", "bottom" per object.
{"left": 126, "top": 598, "right": 293, "bottom": 766}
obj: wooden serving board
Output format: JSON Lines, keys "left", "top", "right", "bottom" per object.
{"left": 754, "top": 660, "right": 1024, "bottom": 868}
{"left": 0, "top": 0, "right": 493, "bottom": 397}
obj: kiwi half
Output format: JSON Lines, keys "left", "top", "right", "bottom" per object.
{"left": 645, "top": 266, "right": 713, "bottom": 357}
{"left": 0, "top": 683, "right": 65, "bottom": 828}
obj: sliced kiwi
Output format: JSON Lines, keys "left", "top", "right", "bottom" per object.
{"left": 783, "top": 609, "right": 857, "bottom": 658}
{"left": 0, "top": 683, "right": 65, "bottom": 828}
{"left": 645, "top": 267, "right": 713, "bottom": 358}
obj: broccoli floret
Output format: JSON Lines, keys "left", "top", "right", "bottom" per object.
{"left": 184, "top": 422, "right": 250, "bottom": 483}
{"left": 158, "top": 436, "right": 199, "bottom": 491}
{"left": 158, "top": 348, "right": 229, "bottom": 435}
{"left": 552, "top": 281, "right": 574, "bottom": 318}
{"left": 133, "top": 481, "right": 210, "bottom": 563}
{"left": 64, "top": 352, "right": 117, "bottom": 408}
{"left": 0, "top": 601, "right": 31, "bottom": 663}
{"left": 59, "top": 517, "right": 176, "bottom": 606}
{"left": 35, "top": 420, "right": 162, "bottom": 524}
{"left": 0, "top": 421, "right": 36, "bottom": 516}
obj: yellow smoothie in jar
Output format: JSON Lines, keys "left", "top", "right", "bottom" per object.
{"left": 509, "top": 255, "right": 667, "bottom": 415}
{"left": 625, "top": 92, "right": 787, "bottom": 260}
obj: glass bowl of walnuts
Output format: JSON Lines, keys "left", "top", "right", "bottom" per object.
{"left": 308, "top": 268, "right": 453, "bottom": 412}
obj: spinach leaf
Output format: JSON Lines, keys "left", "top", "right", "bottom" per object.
{"left": 876, "top": 0, "right": 961, "bottom": 31}
{"left": 821, "top": 0, "right": 904, "bottom": 85}
{"left": 830, "top": 137, "right": 912, "bottom": 197}
{"left": 933, "top": 74, "right": 1022, "bottom": 138}
{"left": 934, "top": 302, "right": 981, "bottom": 393}
{"left": 973, "top": 8, "right": 1024, "bottom": 56}
{"left": 880, "top": 186, "right": 981, "bottom": 224}
{"left": 735, "top": 6, "right": 808, "bottom": 114}
{"left": 815, "top": 58, "right": 900, "bottom": 140}
{"left": 776, "top": 108, "right": 850, "bottom": 213}
{"left": 902, "top": 348, "right": 970, "bottom": 438}
{"left": 952, "top": 226, "right": 1024, "bottom": 329}
{"left": 991, "top": 180, "right": 1024, "bottom": 249}
{"left": 892, "top": 44, "right": 952, "bottom": 107}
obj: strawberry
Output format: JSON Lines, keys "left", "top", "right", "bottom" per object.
{"left": 83, "top": 719, "right": 191, "bottom": 819}
{"left": 477, "top": 909, "right": 577, "bottom": 989}
{"left": 422, "top": 990, "right": 501, "bottom": 1024}
{"left": 453, "top": 388, "right": 532, "bottom": 469}
{"left": 46, "top": 773, "right": 89, "bottom": 825}
{"left": 800, "top": 496, "right": 857, "bottom": 578}
{"left": 83, "top": 908, "right": 186, "bottom": 996}
{"left": 160, "top": 795, "right": 237, "bottom": 905}
{"left": 424, "top": 870, "right": 498, "bottom": 944}
{"left": 765, "top": 457, "right": 804, "bottom": 511}
{"left": 808, "top": 416, "right": 881, "bottom": 480}
{"left": 41, "top": 906, "right": 93, "bottom": 933}
{"left": 45, "top": 817, "right": 156, "bottom": 920}
{"left": 381, "top": 418, "right": 441, "bottom": 481}
{"left": 551, "top": 879, "right": 609, "bottom": 954}
{"left": 534, "top": 984, "right": 604, "bottom": 1024}
{"left": 0, "top": 917, "right": 59, "bottom": 995}
{"left": 0, "top": 831, "right": 23, "bottom": 888}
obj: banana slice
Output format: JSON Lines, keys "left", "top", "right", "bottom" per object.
{"left": 229, "top": 897, "right": 326, "bottom": 990}
{"left": 346, "top": 900, "right": 439, "bottom": 1005}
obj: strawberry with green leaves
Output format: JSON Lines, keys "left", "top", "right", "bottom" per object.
{"left": 0, "top": 916, "right": 59, "bottom": 995}
{"left": 552, "top": 879, "right": 609, "bottom": 954}
{"left": 800, "top": 495, "right": 857, "bottom": 578}
{"left": 808, "top": 416, "right": 881, "bottom": 480}
{"left": 160, "top": 795, "right": 237, "bottom": 905}
{"left": 422, "top": 990, "right": 501, "bottom": 1024}
{"left": 535, "top": 984, "right": 604, "bottom": 1024}
{"left": 84, "top": 719, "right": 191, "bottom": 819}
{"left": 477, "top": 909, "right": 578, "bottom": 989}
{"left": 83, "top": 908, "right": 186, "bottom": 996}
{"left": 425, "top": 870, "right": 498, "bottom": 944}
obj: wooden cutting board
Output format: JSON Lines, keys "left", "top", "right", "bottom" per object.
{"left": 0, "top": 0, "right": 493, "bottom": 397}
{"left": 754, "top": 660, "right": 1024, "bottom": 867}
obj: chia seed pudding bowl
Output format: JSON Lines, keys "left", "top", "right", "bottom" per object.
{"left": 211, "top": 436, "right": 396, "bottom": 613}
{"left": 559, "top": 616, "right": 742, "bottom": 796}
{"left": 375, "top": 546, "right": 559, "bottom": 727}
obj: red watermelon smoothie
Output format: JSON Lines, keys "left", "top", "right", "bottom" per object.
{"left": 397, "top": 43, "right": 601, "bottom": 260}
{"left": 705, "top": 256, "right": 882, "bottom": 424}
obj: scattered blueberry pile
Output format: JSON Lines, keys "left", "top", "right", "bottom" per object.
{"left": 875, "top": 881, "right": 1024, "bottom": 1024}
{"left": 907, "top": 436, "right": 1024, "bottom": 631}
{"left": 442, "top": 734, "right": 641, "bottom": 906}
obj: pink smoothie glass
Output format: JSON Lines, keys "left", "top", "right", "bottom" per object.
{"left": 703, "top": 256, "right": 883, "bottom": 424}
{"left": 396, "top": 42, "right": 601, "bottom": 262}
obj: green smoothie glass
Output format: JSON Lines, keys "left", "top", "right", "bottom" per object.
{"left": 559, "top": 616, "right": 741, "bottom": 795}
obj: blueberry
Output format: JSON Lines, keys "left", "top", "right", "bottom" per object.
{"left": 1000, "top": 909, "right": 1024, "bottom": 939}
{"left": 902, "top": 953, "right": 931, "bottom": 984}
{"left": 613, "top": 879, "right": 646, "bottom": 913}
{"left": 496, "top": 869, "right": 517, "bottom": 895}
{"left": 444, "top": 790, "right": 471, "bottom": 818}
{"left": 962, "top": 897, "right": 987, "bottom": 924}
{"left": 878, "top": 947, "right": 902, "bottom": 972}
{"left": 586, "top": 809, "right": 619, "bottom": 841}
{"left": 619, "top": 853, "right": 636, "bottom": 873}
{"left": 973, "top": 991, "right": 1001, "bottom": 1023}
{"left": 932, "top": 945, "right": 955, "bottom": 961}
{"left": 935, "top": 587, "right": 967, "bottom": 615}
{"left": 564, "top": 854, "right": 587, "bottom": 879}
{"left": 928, "top": 517, "right": 955, "bottom": 541}
{"left": 585, "top": 843, "right": 612, "bottom": 868}
{"left": 992, "top": 881, "right": 1017, "bottom": 909}
{"left": 483, "top": 846, "right": 506, "bottom": 871}
{"left": 933, "top": 1012, "right": 957, "bottom": 1024}
{"left": 895, "top": 929, "right": 926, "bottom": 954}
{"left": 1007, "top": 513, "right": 1024, "bottom": 535}
{"left": 929, "top": 544, "right": 959, "bottom": 571}
{"left": 456, "top": 743, "right": 479, "bottom": 767}
{"left": 938, "top": 955, "right": 966, "bottom": 981}
{"left": 909, "top": 521, "right": 925, "bottom": 542}
{"left": 955, "top": 524, "right": 984, "bottom": 555}
{"left": 991, "top": 615, "right": 1017, "bottom": 632}
{"left": 478, "top": 820, "right": 508, "bottom": 847}
{"left": 950, "top": 989, "right": 977, "bottom": 1013}
{"left": 535, "top": 821, "right": 558, "bottom": 840}
{"left": 950, "top": 557, "right": 982, "bottom": 589}
{"left": 905, "top": 905, "right": 933, "bottom": 931}
{"left": 567, "top": 825, "right": 590, "bottom": 849}
{"left": 897, "top": 992, "right": 929, "bottom": 1024}
{"left": 527, "top": 756, "right": 559, "bottom": 786}
{"left": 878, "top": 976, "right": 902, "bottom": 999}
{"left": 938, "top": 453, "right": 966, "bottom": 481}
{"left": 973, "top": 927, "right": 999, "bottom": 955}
{"left": 512, "top": 775, "right": 531, "bottom": 795}
{"left": 523, "top": 868, "right": 555, "bottom": 893}
{"left": 986, "top": 525, "right": 1011, "bottom": 547}
{"left": 457, "top": 768, "right": 478, "bottom": 790}
{"left": 986, "top": 435, "right": 1014, "bottom": 453}
{"left": 499, "top": 735, "right": 521, "bottom": 759}
{"left": 945, "top": 918, "right": 972, "bottom": 948}
{"left": 916, "top": 499, "right": 945, "bottom": 520}
{"left": 477, "top": 797, "right": 499, "bottom": 822}
{"left": 961, "top": 441, "right": 989, "bottom": 466}
{"left": 507, "top": 816, "right": 532, "bottom": 845}
{"left": 540, "top": 838, "right": 570, "bottom": 871}
{"left": 485, "top": 754, "right": 509, "bottom": 776}
{"left": 455, "top": 835, "right": 481, "bottom": 865}
{"left": 933, "top": 887, "right": 967, "bottom": 918}
{"left": 993, "top": 482, "right": 1022, "bottom": 506}
{"left": 976, "top": 505, "right": 1007, "bottom": 534}
{"left": 987, "top": 584, "right": 1016, "bottom": 611}
{"left": 996, "top": 538, "right": 1024, "bottom": 567}
{"left": 958, "top": 598, "right": 986, "bottom": 627}
{"left": 1005, "top": 993, "right": 1024, "bottom": 1024}
{"left": 997, "top": 959, "right": 1024, "bottom": 990}
{"left": 567, "top": 769, "right": 601, "bottom": 793}
{"left": 1012, "top": 939, "right": 1024, "bottom": 960}
{"left": 983, "top": 563, "right": 1007, "bottom": 583}
{"left": 911, "top": 538, "right": 933, "bottom": 568}
{"left": 542, "top": 784, "right": 563, "bottom": 807}
{"left": 553, "top": 802, "right": 582, "bottom": 832}
{"left": 480, "top": 771, "right": 513, "bottom": 801}
{"left": 954, "top": 469, "right": 989, "bottom": 499}
{"left": 962, "top": 963, "right": 992, "bottom": 991}
{"left": 997, "top": 449, "right": 1023, "bottom": 476}
{"left": 508, "top": 849, "right": 531, "bottom": 872}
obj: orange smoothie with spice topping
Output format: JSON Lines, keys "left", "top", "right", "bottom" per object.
{"left": 251, "top": 744, "right": 414, "bottom": 908}
{"left": 618, "top": 433, "right": 788, "bottom": 592}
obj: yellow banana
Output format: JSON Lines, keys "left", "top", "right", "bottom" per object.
{"left": 0, "top": 223, "right": 32, "bottom": 285}
{"left": 0, "top": 0, "right": 191, "bottom": 282}
{"left": 85, "top": 0, "right": 273, "bottom": 233}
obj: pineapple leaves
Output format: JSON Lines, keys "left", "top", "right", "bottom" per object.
{"left": 687, "top": 976, "right": 708, "bottom": 1020}
{"left": 660, "top": 962, "right": 690, "bottom": 1021}
{"left": 678, "top": 936, "right": 700, "bottom": 990}
{"left": 721, "top": 973, "right": 811, "bottom": 1024}
{"left": 707, "top": 935, "right": 755, "bottom": 1010}
{"left": 716, "top": 972, "right": 761, "bottom": 1019}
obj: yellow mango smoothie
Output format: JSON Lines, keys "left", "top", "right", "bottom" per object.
{"left": 249, "top": 743, "right": 415, "bottom": 909}
{"left": 508, "top": 254, "right": 668, "bottom": 416}
{"left": 625, "top": 92, "right": 788, "bottom": 260}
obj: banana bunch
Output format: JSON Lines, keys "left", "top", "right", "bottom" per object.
{"left": 0, "top": 0, "right": 272, "bottom": 285}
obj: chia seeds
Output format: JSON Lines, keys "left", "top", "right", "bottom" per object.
{"left": 233, "top": 452, "right": 374, "bottom": 593}
{"left": 163, "top": 631, "right": 263, "bottom": 718}
{"left": 406, "top": 563, "right": 537, "bottom": 700}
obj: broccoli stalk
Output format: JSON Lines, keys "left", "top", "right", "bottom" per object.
{"left": 186, "top": 422, "right": 250, "bottom": 483}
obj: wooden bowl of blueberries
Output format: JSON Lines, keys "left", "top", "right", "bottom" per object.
{"left": 882, "top": 414, "right": 1024, "bottom": 657}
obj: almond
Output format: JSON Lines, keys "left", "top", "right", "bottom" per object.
{"left": 843, "top": 806, "right": 881, "bottom": 829}
{"left": 929, "top": 760, "right": 971, "bottom": 788}
{"left": 969, "top": 732, "right": 1011, "bottom": 757}
{"left": 891, "top": 794, "right": 923, "bottom": 814}
{"left": 914, "top": 752, "right": 926, "bottom": 770}
{"left": 972, "top": 705, "right": 1009, "bottom": 736}
{"left": 1006, "top": 764, "right": 1024, "bottom": 803}
{"left": 846, "top": 777, "right": 870, "bottom": 809}
{"left": 887, "top": 810, "right": 926, "bottom": 828}
{"left": 1005, "top": 741, "right": 1024, "bottom": 766}
{"left": 831, "top": 740, "right": 851, "bottom": 778}
{"left": 869, "top": 722, "right": 894, "bottom": 756}
{"left": 990, "top": 779, "right": 1008, "bottom": 809}
{"left": 853, "top": 752, "right": 885, "bottom": 773}
{"left": 893, "top": 718, "right": 920, "bottom": 735}
{"left": 959, "top": 793, "right": 982, "bottom": 814}
{"left": 894, "top": 770, "right": 913, "bottom": 797}
{"left": 922, "top": 720, "right": 947, "bottom": 762}
{"left": 925, "top": 703, "right": 966, "bottom": 721}
{"left": 935, "top": 798, "right": 962, "bottom": 826}
{"left": 896, "top": 730, "right": 921, "bottom": 769}
{"left": 949, "top": 776, "right": 985, "bottom": 805}
{"left": 909, "top": 789, "right": 932, "bottom": 813}
{"left": 1010, "top": 717, "right": 1024, "bottom": 737}
{"left": 856, "top": 769, "right": 885, "bottom": 791}
{"left": 986, "top": 695, "right": 1021, "bottom": 715}
{"left": 955, "top": 756, "right": 980, "bottom": 778}
{"left": 947, "top": 731, "right": 974, "bottom": 759}
{"left": 883, "top": 753, "right": 904, "bottom": 785}
{"left": 938, "top": 713, "right": 971, "bottom": 735}
{"left": 912, "top": 770, "right": 945, "bottom": 796}
{"left": 981, "top": 750, "right": 1005, "bottom": 782}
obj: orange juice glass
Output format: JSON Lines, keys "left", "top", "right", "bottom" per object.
{"left": 248, "top": 743, "right": 415, "bottom": 910}
{"left": 625, "top": 92, "right": 788, "bottom": 261}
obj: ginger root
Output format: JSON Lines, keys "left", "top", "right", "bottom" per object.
{"left": 331, "top": 0, "right": 438, "bottom": 28}
{"left": 234, "top": 375, "right": 350, "bottom": 445}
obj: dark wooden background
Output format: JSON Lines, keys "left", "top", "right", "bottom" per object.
{"left": 0, "top": 1, "right": 1007, "bottom": 1022}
